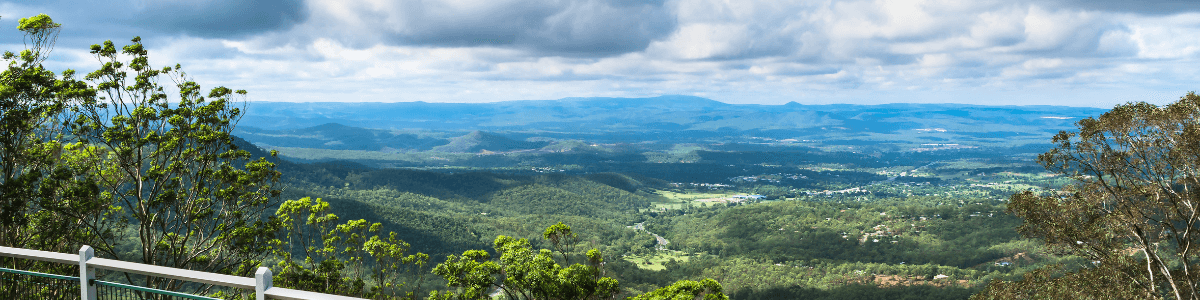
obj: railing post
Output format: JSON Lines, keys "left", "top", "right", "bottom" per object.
{"left": 255, "top": 266, "right": 272, "bottom": 300}
{"left": 79, "top": 245, "right": 96, "bottom": 300}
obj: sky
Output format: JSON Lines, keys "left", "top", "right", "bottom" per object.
{"left": 2, "top": 0, "right": 1199, "bottom": 107}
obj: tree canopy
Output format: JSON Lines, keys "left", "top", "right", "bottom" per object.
{"left": 976, "top": 93, "right": 1200, "bottom": 300}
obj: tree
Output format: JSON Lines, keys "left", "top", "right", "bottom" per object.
{"left": 626, "top": 279, "right": 727, "bottom": 300}
{"left": 45, "top": 35, "right": 285, "bottom": 293}
{"left": 978, "top": 93, "right": 1200, "bottom": 299}
{"left": 430, "top": 224, "right": 620, "bottom": 300}
{"left": 545, "top": 222, "right": 579, "bottom": 264}
{"left": 271, "top": 197, "right": 430, "bottom": 299}
{"left": 0, "top": 17, "right": 106, "bottom": 299}
{"left": 972, "top": 262, "right": 1143, "bottom": 300}
{"left": 0, "top": 14, "right": 97, "bottom": 252}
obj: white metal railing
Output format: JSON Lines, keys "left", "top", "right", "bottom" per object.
{"left": 0, "top": 245, "right": 366, "bottom": 300}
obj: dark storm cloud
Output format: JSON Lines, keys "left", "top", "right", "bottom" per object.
{"left": 337, "top": 0, "right": 675, "bottom": 57}
{"left": 517, "top": 1, "right": 675, "bottom": 55}
{"left": 131, "top": 0, "right": 308, "bottom": 38}
{"left": 1051, "top": 0, "right": 1200, "bottom": 15}
{"left": 7, "top": 0, "right": 306, "bottom": 39}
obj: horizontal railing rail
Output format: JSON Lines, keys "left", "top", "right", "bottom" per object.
{"left": 0, "top": 245, "right": 366, "bottom": 300}
{"left": 0, "top": 266, "right": 78, "bottom": 281}
{"left": 0, "top": 266, "right": 226, "bottom": 300}
{"left": 0, "top": 266, "right": 80, "bottom": 300}
{"left": 0, "top": 246, "right": 76, "bottom": 264}
{"left": 93, "top": 279, "right": 222, "bottom": 300}
{"left": 86, "top": 257, "right": 257, "bottom": 290}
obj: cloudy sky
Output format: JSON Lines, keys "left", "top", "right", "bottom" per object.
{"left": 2, "top": 0, "right": 1198, "bottom": 107}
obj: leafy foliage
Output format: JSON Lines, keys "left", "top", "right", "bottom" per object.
{"left": 627, "top": 279, "right": 727, "bottom": 300}
{"left": 271, "top": 197, "right": 431, "bottom": 299}
{"left": 58, "top": 36, "right": 285, "bottom": 294}
{"left": 0, "top": 13, "right": 98, "bottom": 292}
{"left": 430, "top": 224, "right": 620, "bottom": 300}
{"left": 978, "top": 93, "right": 1200, "bottom": 299}
{"left": 0, "top": 12, "right": 92, "bottom": 248}
{"left": 972, "top": 262, "right": 1145, "bottom": 300}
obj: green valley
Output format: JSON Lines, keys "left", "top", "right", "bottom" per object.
{"left": 242, "top": 118, "right": 1080, "bottom": 299}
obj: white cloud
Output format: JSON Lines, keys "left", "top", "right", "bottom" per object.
{"left": 1016, "top": 6, "right": 1099, "bottom": 51}
{"left": 8, "top": 0, "right": 1200, "bottom": 107}
{"left": 647, "top": 23, "right": 752, "bottom": 60}
{"left": 1128, "top": 15, "right": 1200, "bottom": 59}
{"left": 1096, "top": 29, "right": 1138, "bottom": 56}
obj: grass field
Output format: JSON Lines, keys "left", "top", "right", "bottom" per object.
{"left": 655, "top": 190, "right": 734, "bottom": 201}
{"left": 622, "top": 251, "right": 694, "bottom": 271}
{"left": 647, "top": 190, "right": 737, "bottom": 210}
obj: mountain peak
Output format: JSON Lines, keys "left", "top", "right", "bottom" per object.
{"left": 306, "top": 123, "right": 353, "bottom": 131}
{"left": 433, "top": 131, "right": 549, "bottom": 153}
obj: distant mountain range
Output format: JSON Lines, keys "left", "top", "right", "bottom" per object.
{"left": 235, "top": 96, "right": 1110, "bottom": 152}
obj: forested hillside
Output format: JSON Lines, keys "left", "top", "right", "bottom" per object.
{"left": 239, "top": 127, "right": 1078, "bottom": 299}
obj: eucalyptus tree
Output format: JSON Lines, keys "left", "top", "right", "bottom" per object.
{"left": 545, "top": 222, "right": 579, "bottom": 264}
{"left": 429, "top": 224, "right": 730, "bottom": 300}
{"left": 430, "top": 223, "right": 620, "bottom": 300}
{"left": 627, "top": 279, "right": 727, "bottom": 300}
{"left": 976, "top": 93, "right": 1200, "bottom": 300}
{"left": 271, "top": 197, "right": 431, "bottom": 299}
{"left": 57, "top": 36, "right": 284, "bottom": 292}
{"left": 0, "top": 14, "right": 99, "bottom": 256}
